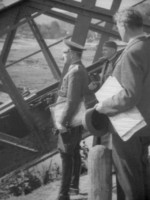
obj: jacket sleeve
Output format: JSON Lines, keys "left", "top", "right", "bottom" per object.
{"left": 60, "top": 69, "right": 83, "bottom": 126}
{"left": 98, "top": 50, "right": 144, "bottom": 116}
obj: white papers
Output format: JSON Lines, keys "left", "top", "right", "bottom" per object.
{"left": 95, "top": 76, "right": 123, "bottom": 101}
{"left": 50, "top": 101, "right": 86, "bottom": 129}
{"left": 95, "top": 76, "right": 147, "bottom": 141}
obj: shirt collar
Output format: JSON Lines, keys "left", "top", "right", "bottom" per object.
{"left": 108, "top": 53, "right": 117, "bottom": 62}
{"left": 71, "top": 59, "right": 81, "bottom": 65}
{"left": 69, "top": 60, "right": 81, "bottom": 71}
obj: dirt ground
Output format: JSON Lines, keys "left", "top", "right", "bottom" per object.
{"left": 7, "top": 174, "right": 117, "bottom": 200}
{"left": 8, "top": 175, "right": 89, "bottom": 200}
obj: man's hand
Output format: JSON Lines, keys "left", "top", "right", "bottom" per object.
{"left": 88, "top": 81, "right": 100, "bottom": 91}
{"left": 56, "top": 122, "right": 67, "bottom": 133}
{"left": 88, "top": 82, "right": 97, "bottom": 90}
{"left": 94, "top": 101, "right": 104, "bottom": 113}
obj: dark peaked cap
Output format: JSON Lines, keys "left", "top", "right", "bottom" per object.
{"left": 64, "top": 39, "right": 86, "bottom": 52}
{"left": 103, "top": 41, "right": 117, "bottom": 50}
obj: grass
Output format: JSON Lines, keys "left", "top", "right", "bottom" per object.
{"left": 5, "top": 38, "right": 96, "bottom": 91}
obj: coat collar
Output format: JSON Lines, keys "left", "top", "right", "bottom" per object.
{"left": 71, "top": 59, "right": 82, "bottom": 65}
{"left": 69, "top": 60, "right": 82, "bottom": 71}
{"left": 115, "top": 35, "right": 150, "bottom": 66}
{"left": 125, "top": 34, "right": 148, "bottom": 51}
{"left": 128, "top": 33, "right": 147, "bottom": 44}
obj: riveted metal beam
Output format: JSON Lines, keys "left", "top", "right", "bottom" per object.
{"left": 0, "top": 132, "right": 37, "bottom": 152}
{"left": 25, "top": 14, "right": 61, "bottom": 80}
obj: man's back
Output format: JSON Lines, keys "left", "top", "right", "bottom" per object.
{"left": 106, "top": 35, "right": 150, "bottom": 124}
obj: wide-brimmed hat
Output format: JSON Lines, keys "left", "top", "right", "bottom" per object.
{"left": 82, "top": 107, "right": 110, "bottom": 136}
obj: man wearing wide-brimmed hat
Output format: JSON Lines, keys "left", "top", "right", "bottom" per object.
{"left": 55, "top": 40, "right": 96, "bottom": 200}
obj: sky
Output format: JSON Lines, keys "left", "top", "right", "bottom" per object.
{"left": 96, "top": 0, "right": 145, "bottom": 9}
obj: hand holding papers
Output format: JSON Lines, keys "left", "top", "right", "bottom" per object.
{"left": 95, "top": 76, "right": 147, "bottom": 141}
{"left": 95, "top": 76, "right": 122, "bottom": 101}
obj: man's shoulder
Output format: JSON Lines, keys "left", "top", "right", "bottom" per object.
{"left": 69, "top": 63, "right": 85, "bottom": 74}
{"left": 126, "top": 35, "right": 150, "bottom": 52}
{"left": 73, "top": 63, "right": 82, "bottom": 70}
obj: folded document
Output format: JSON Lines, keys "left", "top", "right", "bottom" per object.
{"left": 50, "top": 101, "right": 86, "bottom": 129}
{"left": 95, "top": 76, "right": 147, "bottom": 141}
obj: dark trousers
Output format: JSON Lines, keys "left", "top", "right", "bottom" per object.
{"left": 112, "top": 133, "right": 145, "bottom": 200}
{"left": 57, "top": 126, "right": 82, "bottom": 197}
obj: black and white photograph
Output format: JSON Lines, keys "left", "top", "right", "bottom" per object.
{"left": 0, "top": 0, "right": 150, "bottom": 200}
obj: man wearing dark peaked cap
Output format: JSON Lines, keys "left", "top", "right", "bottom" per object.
{"left": 55, "top": 40, "right": 96, "bottom": 200}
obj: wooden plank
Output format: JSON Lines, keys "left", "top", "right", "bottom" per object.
{"left": 0, "top": 132, "right": 37, "bottom": 152}
{"left": 88, "top": 145, "right": 112, "bottom": 200}
{"left": 25, "top": 14, "right": 61, "bottom": 81}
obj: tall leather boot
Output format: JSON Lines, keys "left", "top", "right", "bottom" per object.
{"left": 70, "top": 146, "right": 81, "bottom": 195}
{"left": 57, "top": 153, "right": 73, "bottom": 200}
